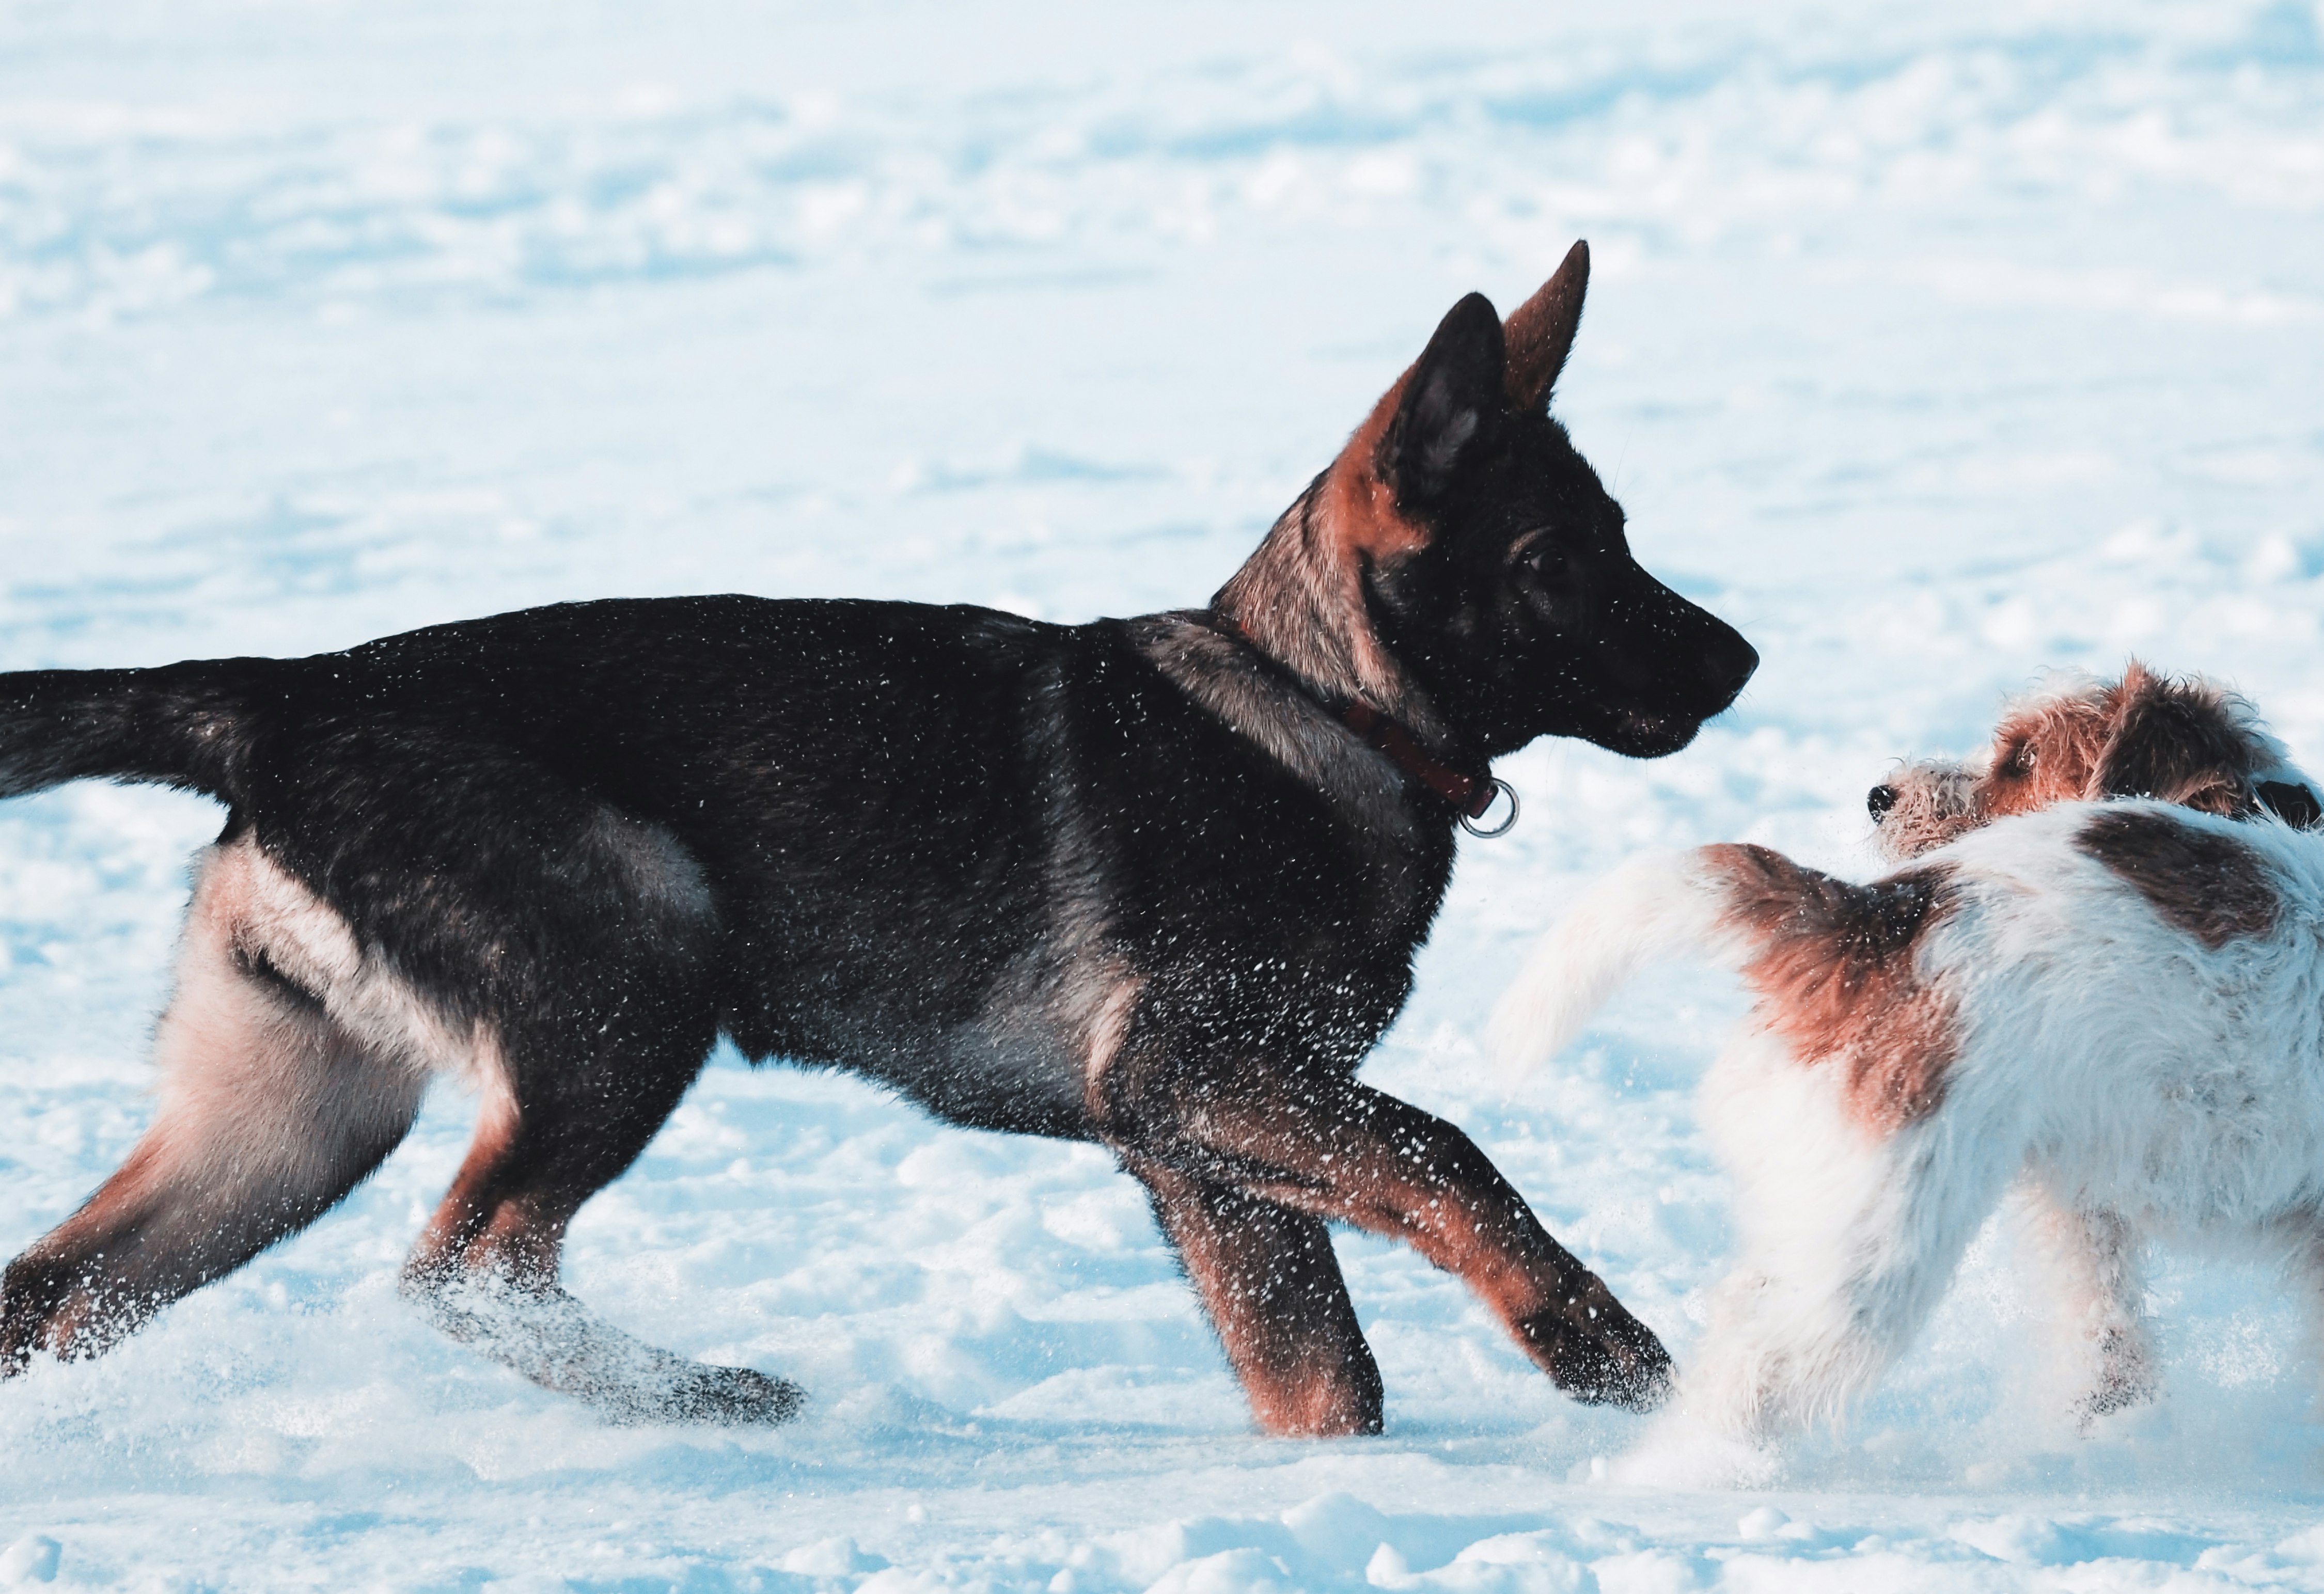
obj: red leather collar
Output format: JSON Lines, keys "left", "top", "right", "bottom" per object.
{"left": 1337, "top": 700, "right": 1497, "bottom": 820}
{"left": 1216, "top": 615, "right": 1499, "bottom": 820}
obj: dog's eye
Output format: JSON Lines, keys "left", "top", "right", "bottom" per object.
{"left": 1520, "top": 544, "right": 1569, "bottom": 585}
{"left": 2003, "top": 743, "right": 2036, "bottom": 776}
{"left": 1516, "top": 544, "right": 1589, "bottom": 628}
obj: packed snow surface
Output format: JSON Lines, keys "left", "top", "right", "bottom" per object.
{"left": 5, "top": 0, "right": 2324, "bottom": 1586}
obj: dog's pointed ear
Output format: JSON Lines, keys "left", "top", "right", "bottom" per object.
{"left": 1378, "top": 292, "right": 1505, "bottom": 507}
{"left": 2093, "top": 662, "right": 2257, "bottom": 813}
{"left": 1501, "top": 240, "right": 1590, "bottom": 411}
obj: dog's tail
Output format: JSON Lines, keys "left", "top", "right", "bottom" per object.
{"left": 1491, "top": 842, "right": 1959, "bottom": 1090}
{"left": 1487, "top": 847, "right": 1762, "bottom": 1077}
{"left": 0, "top": 660, "right": 272, "bottom": 804}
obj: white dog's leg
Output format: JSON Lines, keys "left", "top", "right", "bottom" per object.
{"left": 2272, "top": 1210, "right": 2324, "bottom": 1407}
{"left": 2016, "top": 1187, "right": 2153, "bottom": 1427}
{"left": 1639, "top": 1035, "right": 2016, "bottom": 1474}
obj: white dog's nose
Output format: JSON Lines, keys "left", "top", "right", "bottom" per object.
{"left": 1867, "top": 784, "right": 1898, "bottom": 819}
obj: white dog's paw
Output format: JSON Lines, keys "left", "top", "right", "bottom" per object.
{"left": 1607, "top": 1408, "right": 1783, "bottom": 1490}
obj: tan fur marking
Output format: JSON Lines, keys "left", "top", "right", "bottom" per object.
{"left": 2, "top": 843, "right": 435, "bottom": 1365}
{"left": 1212, "top": 373, "right": 1438, "bottom": 733}
{"left": 1983, "top": 712, "right": 2101, "bottom": 812}
{"left": 2074, "top": 809, "right": 2279, "bottom": 950}
{"left": 217, "top": 837, "right": 490, "bottom": 1078}
{"left": 1707, "top": 843, "right": 1961, "bottom": 1135}
{"left": 1212, "top": 251, "right": 1592, "bottom": 735}
{"left": 1868, "top": 760, "right": 1984, "bottom": 861}
{"left": 1980, "top": 660, "right": 2264, "bottom": 822}
{"left": 1125, "top": 1150, "right": 1381, "bottom": 1437}
{"left": 1130, "top": 614, "right": 1417, "bottom": 846}
{"left": 1079, "top": 974, "right": 1143, "bottom": 1122}
{"left": 404, "top": 1063, "right": 530, "bottom": 1286}
{"left": 1324, "top": 376, "right": 1432, "bottom": 562}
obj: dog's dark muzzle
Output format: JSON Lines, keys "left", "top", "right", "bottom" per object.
{"left": 1630, "top": 574, "right": 1755, "bottom": 703}
{"left": 1558, "top": 571, "right": 1757, "bottom": 759}
{"left": 1631, "top": 588, "right": 1758, "bottom": 728}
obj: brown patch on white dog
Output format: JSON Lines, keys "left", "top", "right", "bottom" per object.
{"left": 1704, "top": 843, "right": 1961, "bottom": 1134}
{"left": 2090, "top": 664, "right": 2269, "bottom": 816}
{"left": 1977, "top": 688, "right": 2120, "bottom": 818}
{"left": 2072, "top": 809, "right": 2280, "bottom": 949}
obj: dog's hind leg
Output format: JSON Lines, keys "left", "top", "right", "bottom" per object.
{"left": 2016, "top": 1188, "right": 2153, "bottom": 1427}
{"left": 400, "top": 1046, "right": 798, "bottom": 1425}
{"left": 1675, "top": 1035, "right": 2017, "bottom": 1447}
{"left": 2267, "top": 1209, "right": 2324, "bottom": 1408}
{"left": 1, "top": 842, "right": 428, "bottom": 1371}
{"left": 392, "top": 813, "right": 799, "bottom": 1427}
{"left": 1124, "top": 1151, "right": 1383, "bottom": 1437}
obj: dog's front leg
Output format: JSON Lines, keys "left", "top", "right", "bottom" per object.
{"left": 1121, "top": 1150, "right": 1383, "bottom": 1437}
{"left": 2016, "top": 1187, "right": 2155, "bottom": 1428}
{"left": 1144, "top": 1077, "right": 1671, "bottom": 1412}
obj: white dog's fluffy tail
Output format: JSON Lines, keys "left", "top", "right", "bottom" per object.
{"left": 1487, "top": 849, "right": 1748, "bottom": 1076}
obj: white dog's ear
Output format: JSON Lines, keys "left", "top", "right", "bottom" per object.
{"left": 2092, "top": 664, "right": 2256, "bottom": 816}
{"left": 2258, "top": 779, "right": 2323, "bottom": 828}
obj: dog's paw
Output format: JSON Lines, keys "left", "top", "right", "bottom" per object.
{"left": 406, "top": 1274, "right": 806, "bottom": 1426}
{"left": 2064, "top": 1324, "right": 2157, "bottom": 1434}
{"left": 2068, "top": 1373, "right": 2157, "bottom": 1435}
{"left": 589, "top": 1361, "right": 807, "bottom": 1428}
{"left": 661, "top": 1363, "right": 808, "bottom": 1427}
{"left": 1524, "top": 1301, "right": 1675, "bottom": 1413}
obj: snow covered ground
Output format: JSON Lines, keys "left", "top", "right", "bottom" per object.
{"left": 4, "top": 0, "right": 2324, "bottom": 1585}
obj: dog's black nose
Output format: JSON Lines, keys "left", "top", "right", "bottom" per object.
{"left": 1704, "top": 640, "right": 1758, "bottom": 706}
{"left": 1867, "top": 784, "right": 1898, "bottom": 820}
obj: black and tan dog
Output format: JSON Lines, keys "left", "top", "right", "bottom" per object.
{"left": 0, "top": 242, "right": 1754, "bottom": 1435}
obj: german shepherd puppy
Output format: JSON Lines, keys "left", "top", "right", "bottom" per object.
{"left": 0, "top": 242, "right": 1754, "bottom": 1436}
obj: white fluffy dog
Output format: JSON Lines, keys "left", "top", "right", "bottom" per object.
{"left": 1492, "top": 666, "right": 2322, "bottom": 1479}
